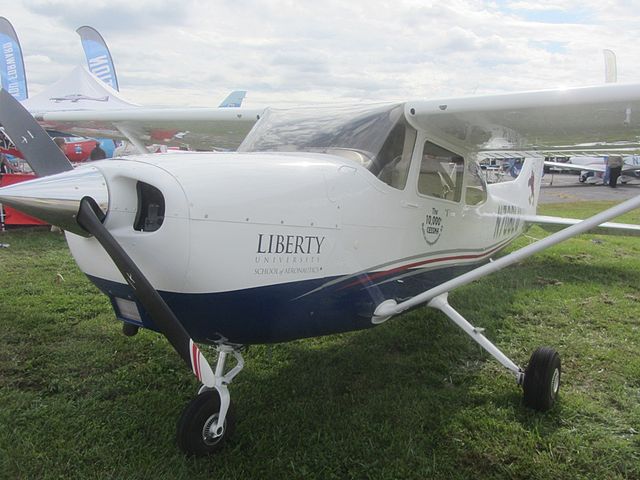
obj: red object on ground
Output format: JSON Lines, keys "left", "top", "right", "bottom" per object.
{"left": 0, "top": 147, "right": 24, "bottom": 158}
{"left": 62, "top": 137, "right": 97, "bottom": 162}
{"left": 0, "top": 173, "right": 47, "bottom": 226}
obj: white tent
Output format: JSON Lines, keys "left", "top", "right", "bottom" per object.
{"left": 22, "top": 65, "right": 139, "bottom": 113}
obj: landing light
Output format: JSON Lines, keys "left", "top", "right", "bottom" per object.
{"left": 114, "top": 297, "right": 142, "bottom": 323}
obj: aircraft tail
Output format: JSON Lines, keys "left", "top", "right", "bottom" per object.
{"left": 489, "top": 157, "right": 544, "bottom": 214}
{"left": 0, "top": 17, "right": 28, "bottom": 100}
{"left": 76, "top": 26, "right": 119, "bottom": 91}
{"left": 219, "top": 90, "right": 246, "bottom": 108}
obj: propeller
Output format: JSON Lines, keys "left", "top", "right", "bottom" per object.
{"left": 0, "top": 86, "right": 216, "bottom": 387}
{"left": 0, "top": 88, "right": 73, "bottom": 176}
{"left": 76, "top": 196, "right": 216, "bottom": 386}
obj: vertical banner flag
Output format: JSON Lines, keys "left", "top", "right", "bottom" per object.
{"left": 0, "top": 17, "right": 28, "bottom": 100}
{"left": 603, "top": 49, "right": 617, "bottom": 84}
{"left": 76, "top": 26, "right": 119, "bottom": 91}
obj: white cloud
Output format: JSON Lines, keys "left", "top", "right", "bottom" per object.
{"left": 3, "top": 0, "right": 639, "bottom": 106}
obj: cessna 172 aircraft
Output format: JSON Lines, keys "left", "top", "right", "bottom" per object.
{"left": 2, "top": 82, "right": 640, "bottom": 456}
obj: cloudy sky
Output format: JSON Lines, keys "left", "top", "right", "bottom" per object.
{"left": 5, "top": 0, "right": 640, "bottom": 107}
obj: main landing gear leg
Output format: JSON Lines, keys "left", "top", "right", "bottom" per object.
{"left": 177, "top": 345, "right": 245, "bottom": 456}
{"left": 428, "top": 293, "right": 561, "bottom": 411}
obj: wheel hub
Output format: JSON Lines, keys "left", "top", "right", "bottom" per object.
{"left": 202, "top": 414, "right": 224, "bottom": 445}
{"left": 551, "top": 368, "right": 560, "bottom": 396}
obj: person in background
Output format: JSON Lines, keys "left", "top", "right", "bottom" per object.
{"left": 602, "top": 156, "right": 610, "bottom": 185}
{"left": 0, "top": 153, "right": 15, "bottom": 174}
{"left": 608, "top": 155, "right": 624, "bottom": 188}
{"left": 53, "top": 137, "right": 66, "bottom": 151}
{"left": 90, "top": 141, "right": 107, "bottom": 160}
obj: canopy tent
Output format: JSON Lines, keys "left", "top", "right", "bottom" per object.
{"left": 22, "top": 65, "right": 139, "bottom": 113}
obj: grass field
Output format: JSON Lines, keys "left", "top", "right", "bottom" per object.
{"left": 1, "top": 201, "right": 639, "bottom": 479}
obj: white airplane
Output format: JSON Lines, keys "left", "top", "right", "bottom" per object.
{"left": 545, "top": 155, "right": 640, "bottom": 184}
{"left": 2, "top": 83, "right": 640, "bottom": 456}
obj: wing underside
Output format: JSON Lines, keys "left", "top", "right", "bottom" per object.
{"left": 406, "top": 83, "right": 640, "bottom": 153}
{"left": 35, "top": 107, "right": 264, "bottom": 151}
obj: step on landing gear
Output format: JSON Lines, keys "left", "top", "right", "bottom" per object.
{"left": 428, "top": 293, "right": 561, "bottom": 411}
{"left": 177, "top": 345, "right": 245, "bottom": 456}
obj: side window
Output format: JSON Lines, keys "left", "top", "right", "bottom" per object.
{"left": 418, "top": 141, "right": 463, "bottom": 201}
{"left": 465, "top": 161, "right": 487, "bottom": 206}
{"left": 374, "top": 122, "right": 416, "bottom": 190}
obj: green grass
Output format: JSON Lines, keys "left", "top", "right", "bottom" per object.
{"left": 1, "top": 202, "right": 639, "bottom": 479}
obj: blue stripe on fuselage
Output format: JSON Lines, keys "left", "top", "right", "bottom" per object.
{"left": 88, "top": 262, "right": 480, "bottom": 345}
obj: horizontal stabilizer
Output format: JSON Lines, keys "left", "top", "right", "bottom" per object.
{"left": 525, "top": 214, "right": 640, "bottom": 236}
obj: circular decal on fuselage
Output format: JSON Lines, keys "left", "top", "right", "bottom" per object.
{"left": 421, "top": 208, "right": 443, "bottom": 245}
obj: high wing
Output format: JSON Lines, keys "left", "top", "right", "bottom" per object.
{"left": 406, "top": 83, "right": 640, "bottom": 153}
{"left": 35, "top": 106, "right": 264, "bottom": 151}
{"left": 544, "top": 160, "right": 605, "bottom": 174}
{"left": 22, "top": 66, "right": 262, "bottom": 150}
{"left": 31, "top": 81, "right": 640, "bottom": 152}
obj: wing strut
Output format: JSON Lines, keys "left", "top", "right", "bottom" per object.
{"left": 373, "top": 193, "right": 640, "bottom": 321}
{"left": 115, "top": 124, "right": 147, "bottom": 154}
{"left": 428, "top": 293, "right": 523, "bottom": 381}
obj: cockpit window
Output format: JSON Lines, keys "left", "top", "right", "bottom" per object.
{"left": 465, "top": 161, "right": 488, "bottom": 205}
{"left": 418, "top": 141, "right": 464, "bottom": 201}
{"left": 238, "top": 103, "right": 415, "bottom": 189}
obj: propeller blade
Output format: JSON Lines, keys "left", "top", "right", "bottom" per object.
{"left": 76, "top": 196, "right": 216, "bottom": 387}
{"left": 0, "top": 88, "right": 73, "bottom": 176}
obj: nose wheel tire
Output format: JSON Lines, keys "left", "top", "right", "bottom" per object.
{"left": 522, "top": 346, "right": 561, "bottom": 412}
{"left": 176, "top": 390, "right": 235, "bottom": 456}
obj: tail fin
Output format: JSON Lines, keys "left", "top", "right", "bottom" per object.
{"left": 489, "top": 157, "right": 544, "bottom": 214}
{"left": 515, "top": 157, "right": 544, "bottom": 213}
{"left": 219, "top": 90, "right": 246, "bottom": 108}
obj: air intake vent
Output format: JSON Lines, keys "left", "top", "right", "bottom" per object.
{"left": 134, "top": 181, "right": 165, "bottom": 232}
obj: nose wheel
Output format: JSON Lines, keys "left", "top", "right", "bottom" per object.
{"left": 177, "top": 390, "right": 236, "bottom": 456}
{"left": 176, "top": 345, "right": 244, "bottom": 456}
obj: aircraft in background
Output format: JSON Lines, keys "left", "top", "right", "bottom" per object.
{"left": 218, "top": 90, "right": 246, "bottom": 108}
{"left": 76, "top": 25, "right": 247, "bottom": 111}
{"left": 545, "top": 155, "right": 640, "bottom": 184}
{"left": 2, "top": 81, "right": 640, "bottom": 456}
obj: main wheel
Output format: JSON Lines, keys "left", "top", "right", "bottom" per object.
{"left": 522, "top": 346, "right": 561, "bottom": 411}
{"left": 176, "top": 390, "right": 235, "bottom": 456}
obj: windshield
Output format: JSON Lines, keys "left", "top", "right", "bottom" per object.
{"left": 238, "top": 103, "right": 404, "bottom": 170}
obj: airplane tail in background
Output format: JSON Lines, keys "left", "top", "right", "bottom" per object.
{"left": 76, "top": 26, "right": 119, "bottom": 91}
{"left": 0, "top": 17, "right": 28, "bottom": 100}
{"left": 219, "top": 90, "right": 246, "bottom": 107}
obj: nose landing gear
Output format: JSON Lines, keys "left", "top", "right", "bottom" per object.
{"left": 176, "top": 345, "right": 245, "bottom": 456}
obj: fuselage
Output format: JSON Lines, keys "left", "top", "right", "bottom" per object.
{"left": 65, "top": 147, "right": 542, "bottom": 344}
